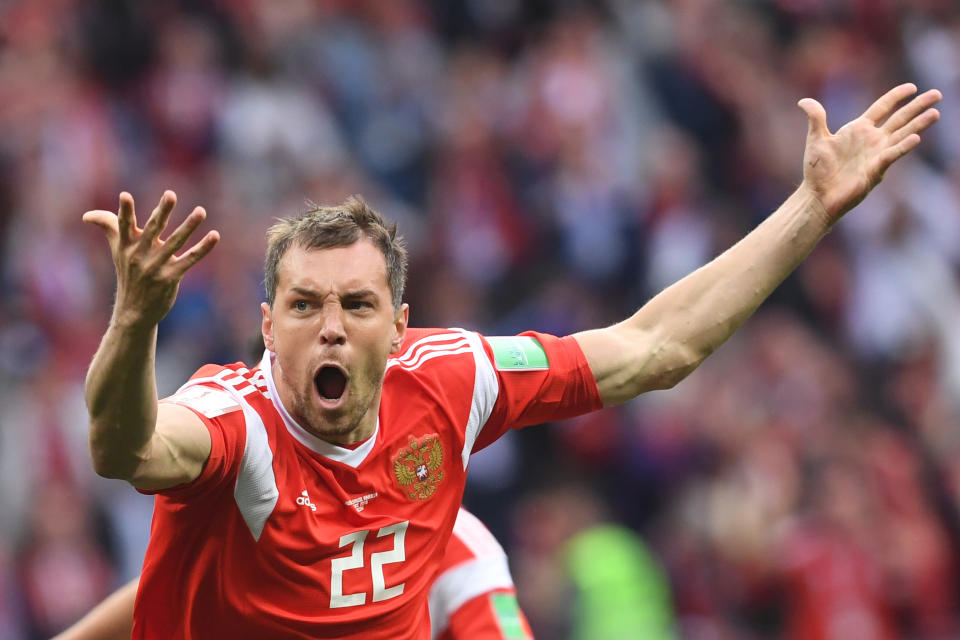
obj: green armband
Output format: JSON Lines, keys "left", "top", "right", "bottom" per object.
{"left": 491, "top": 592, "right": 530, "bottom": 639}
{"left": 487, "top": 336, "right": 549, "bottom": 371}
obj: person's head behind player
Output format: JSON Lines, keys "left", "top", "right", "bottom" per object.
{"left": 260, "top": 195, "right": 409, "bottom": 445}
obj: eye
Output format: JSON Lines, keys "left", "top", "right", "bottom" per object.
{"left": 294, "top": 300, "right": 310, "bottom": 312}
{"left": 345, "top": 300, "right": 373, "bottom": 311}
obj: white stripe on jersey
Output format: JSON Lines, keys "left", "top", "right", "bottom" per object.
{"left": 460, "top": 330, "right": 500, "bottom": 470}
{"left": 452, "top": 507, "right": 506, "bottom": 559}
{"left": 233, "top": 397, "right": 280, "bottom": 542}
{"left": 210, "top": 367, "right": 265, "bottom": 399}
{"left": 174, "top": 376, "right": 279, "bottom": 542}
{"left": 428, "top": 554, "right": 514, "bottom": 637}
{"left": 387, "top": 335, "right": 471, "bottom": 372}
{"left": 387, "top": 345, "right": 474, "bottom": 373}
{"left": 396, "top": 332, "right": 471, "bottom": 364}
{"left": 165, "top": 384, "right": 240, "bottom": 419}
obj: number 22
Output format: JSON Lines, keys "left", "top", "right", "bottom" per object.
{"left": 330, "top": 521, "right": 408, "bottom": 608}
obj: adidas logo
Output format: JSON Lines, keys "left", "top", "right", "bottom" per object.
{"left": 296, "top": 490, "right": 316, "bottom": 512}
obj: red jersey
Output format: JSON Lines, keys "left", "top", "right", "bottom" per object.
{"left": 133, "top": 329, "right": 599, "bottom": 639}
{"left": 430, "top": 508, "right": 533, "bottom": 640}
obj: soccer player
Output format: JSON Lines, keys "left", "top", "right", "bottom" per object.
{"left": 82, "top": 84, "right": 940, "bottom": 639}
{"left": 55, "top": 507, "right": 531, "bottom": 640}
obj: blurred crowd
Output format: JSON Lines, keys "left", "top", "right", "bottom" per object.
{"left": 1, "top": 0, "right": 960, "bottom": 638}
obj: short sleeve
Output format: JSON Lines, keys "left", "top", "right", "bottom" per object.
{"left": 138, "top": 376, "right": 246, "bottom": 500}
{"left": 472, "top": 331, "right": 602, "bottom": 452}
{"left": 435, "top": 590, "right": 533, "bottom": 640}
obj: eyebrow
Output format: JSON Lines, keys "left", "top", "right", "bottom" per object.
{"left": 289, "top": 286, "right": 380, "bottom": 300}
{"left": 341, "top": 289, "right": 380, "bottom": 302}
{"left": 289, "top": 286, "right": 322, "bottom": 299}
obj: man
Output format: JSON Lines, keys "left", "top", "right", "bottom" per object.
{"left": 55, "top": 507, "right": 532, "bottom": 640}
{"left": 82, "top": 85, "right": 940, "bottom": 638}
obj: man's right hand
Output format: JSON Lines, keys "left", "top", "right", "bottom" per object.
{"left": 83, "top": 190, "right": 220, "bottom": 329}
{"left": 83, "top": 190, "right": 218, "bottom": 487}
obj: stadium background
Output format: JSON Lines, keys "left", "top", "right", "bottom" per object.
{"left": 2, "top": 0, "right": 960, "bottom": 638}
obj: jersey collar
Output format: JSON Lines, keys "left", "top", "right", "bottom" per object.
{"left": 259, "top": 350, "right": 378, "bottom": 468}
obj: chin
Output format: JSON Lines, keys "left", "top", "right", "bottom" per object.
{"left": 309, "top": 406, "right": 358, "bottom": 437}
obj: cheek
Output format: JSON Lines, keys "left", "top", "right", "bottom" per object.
{"left": 274, "top": 329, "right": 311, "bottom": 380}
{"left": 276, "top": 319, "right": 311, "bottom": 351}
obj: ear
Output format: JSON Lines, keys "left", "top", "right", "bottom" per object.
{"left": 390, "top": 303, "right": 409, "bottom": 354}
{"left": 261, "top": 302, "right": 275, "bottom": 351}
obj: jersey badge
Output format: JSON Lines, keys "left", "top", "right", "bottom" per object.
{"left": 392, "top": 434, "right": 445, "bottom": 500}
{"left": 488, "top": 336, "right": 549, "bottom": 371}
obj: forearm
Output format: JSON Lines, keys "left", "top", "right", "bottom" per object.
{"left": 579, "top": 185, "right": 831, "bottom": 403}
{"left": 636, "top": 186, "right": 829, "bottom": 362}
{"left": 54, "top": 578, "right": 138, "bottom": 640}
{"left": 85, "top": 318, "right": 159, "bottom": 479}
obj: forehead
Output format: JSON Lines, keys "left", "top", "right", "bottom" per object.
{"left": 276, "top": 239, "right": 390, "bottom": 294}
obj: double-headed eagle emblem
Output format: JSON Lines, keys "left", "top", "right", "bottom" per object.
{"left": 392, "top": 434, "right": 445, "bottom": 500}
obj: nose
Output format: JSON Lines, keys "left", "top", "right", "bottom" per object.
{"left": 318, "top": 305, "right": 347, "bottom": 346}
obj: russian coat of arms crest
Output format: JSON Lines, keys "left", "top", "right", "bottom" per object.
{"left": 392, "top": 434, "right": 444, "bottom": 500}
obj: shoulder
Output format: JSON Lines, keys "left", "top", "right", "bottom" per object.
{"left": 387, "top": 328, "right": 488, "bottom": 375}
{"left": 449, "top": 508, "right": 507, "bottom": 561}
{"left": 164, "top": 361, "right": 270, "bottom": 419}
{"left": 188, "top": 362, "right": 271, "bottom": 398}
{"left": 386, "top": 329, "right": 500, "bottom": 413}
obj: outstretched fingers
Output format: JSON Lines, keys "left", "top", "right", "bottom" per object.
{"left": 170, "top": 230, "right": 220, "bottom": 276}
{"left": 158, "top": 206, "right": 208, "bottom": 260}
{"left": 117, "top": 192, "right": 136, "bottom": 244}
{"left": 889, "top": 107, "right": 940, "bottom": 146}
{"left": 882, "top": 89, "right": 942, "bottom": 134}
{"left": 140, "top": 190, "right": 177, "bottom": 246}
{"left": 879, "top": 134, "right": 922, "bottom": 173}
{"left": 82, "top": 210, "right": 120, "bottom": 242}
{"left": 862, "top": 83, "right": 917, "bottom": 125}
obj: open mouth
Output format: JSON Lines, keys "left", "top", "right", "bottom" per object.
{"left": 314, "top": 366, "right": 348, "bottom": 402}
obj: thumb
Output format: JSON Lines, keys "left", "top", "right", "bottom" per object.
{"left": 797, "top": 98, "right": 830, "bottom": 139}
{"left": 82, "top": 210, "right": 120, "bottom": 239}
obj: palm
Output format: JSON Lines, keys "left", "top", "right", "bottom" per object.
{"left": 798, "top": 84, "right": 941, "bottom": 223}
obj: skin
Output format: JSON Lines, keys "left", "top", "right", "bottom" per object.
{"left": 262, "top": 240, "right": 408, "bottom": 444}
{"left": 83, "top": 84, "right": 940, "bottom": 493}
{"left": 52, "top": 579, "right": 137, "bottom": 640}
{"left": 573, "top": 84, "right": 942, "bottom": 403}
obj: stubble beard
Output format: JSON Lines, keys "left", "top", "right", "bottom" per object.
{"left": 291, "top": 367, "right": 384, "bottom": 443}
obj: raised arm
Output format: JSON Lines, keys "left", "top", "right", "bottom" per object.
{"left": 575, "top": 83, "right": 942, "bottom": 405}
{"left": 84, "top": 191, "right": 219, "bottom": 489}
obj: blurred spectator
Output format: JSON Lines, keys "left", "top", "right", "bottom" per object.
{"left": 15, "top": 481, "right": 114, "bottom": 640}
{"left": 511, "top": 483, "right": 677, "bottom": 639}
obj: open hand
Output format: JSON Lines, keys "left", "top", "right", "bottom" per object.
{"left": 798, "top": 83, "right": 941, "bottom": 224}
{"left": 83, "top": 191, "right": 220, "bottom": 329}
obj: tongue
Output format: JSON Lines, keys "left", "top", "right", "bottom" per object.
{"left": 316, "top": 367, "right": 347, "bottom": 400}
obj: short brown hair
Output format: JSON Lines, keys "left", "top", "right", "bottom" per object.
{"left": 264, "top": 195, "right": 407, "bottom": 309}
